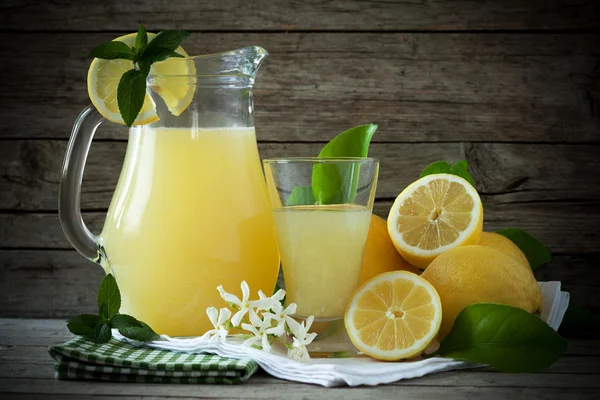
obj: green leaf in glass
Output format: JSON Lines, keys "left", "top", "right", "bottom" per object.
{"left": 312, "top": 124, "right": 377, "bottom": 204}
{"left": 434, "top": 303, "right": 567, "bottom": 373}
{"left": 286, "top": 186, "right": 316, "bottom": 206}
{"left": 496, "top": 228, "right": 552, "bottom": 270}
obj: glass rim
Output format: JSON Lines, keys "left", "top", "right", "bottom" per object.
{"left": 263, "top": 157, "right": 379, "bottom": 164}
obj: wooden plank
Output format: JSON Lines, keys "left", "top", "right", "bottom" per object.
{"left": 1, "top": 0, "right": 599, "bottom": 31}
{"left": 3, "top": 378, "right": 599, "bottom": 400}
{"left": 0, "top": 250, "right": 598, "bottom": 318}
{"left": 0, "top": 199, "right": 599, "bottom": 253}
{"left": 3, "top": 140, "right": 600, "bottom": 211}
{"left": 0, "top": 33, "right": 598, "bottom": 142}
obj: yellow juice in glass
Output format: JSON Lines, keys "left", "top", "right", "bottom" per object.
{"left": 273, "top": 204, "right": 372, "bottom": 318}
{"left": 100, "top": 126, "right": 280, "bottom": 336}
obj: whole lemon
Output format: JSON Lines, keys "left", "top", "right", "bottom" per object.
{"left": 420, "top": 245, "right": 541, "bottom": 338}
{"left": 359, "top": 214, "right": 419, "bottom": 285}
{"left": 479, "top": 231, "right": 530, "bottom": 269}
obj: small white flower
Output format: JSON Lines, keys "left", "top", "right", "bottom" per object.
{"left": 217, "top": 281, "right": 254, "bottom": 327}
{"left": 263, "top": 297, "right": 296, "bottom": 337}
{"left": 286, "top": 315, "right": 317, "bottom": 361}
{"left": 204, "top": 307, "right": 231, "bottom": 342}
{"left": 251, "top": 289, "right": 278, "bottom": 311}
{"left": 240, "top": 316, "right": 271, "bottom": 352}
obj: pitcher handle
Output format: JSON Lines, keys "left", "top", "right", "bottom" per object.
{"left": 59, "top": 105, "right": 105, "bottom": 262}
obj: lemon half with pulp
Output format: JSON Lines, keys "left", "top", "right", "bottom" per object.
{"left": 87, "top": 33, "right": 195, "bottom": 125}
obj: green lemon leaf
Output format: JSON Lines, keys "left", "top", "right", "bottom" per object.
{"left": 117, "top": 68, "right": 148, "bottom": 127}
{"left": 85, "top": 323, "right": 112, "bottom": 344}
{"left": 67, "top": 314, "right": 104, "bottom": 336}
{"left": 134, "top": 24, "right": 148, "bottom": 56}
{"left": 496, "top": 228, "right": 552, "bottom": 270}
{"left": 286, "top": 186, "right": 316, "bottom": 206}
{"left": 420, "top": 160, "right": 475, "bottom": 186}
{"left": 420, "top": 161, "right": 451, "bottom": 178}
{"left": 433, "top": 303, "right": 567, "bottom": 372}
{"left": 119, "top": 321, "right": 160, "bottom": 342}
{"left": 312, "top": 124, "right": 377, "bottom": 204}
{"left": 449, "top": 160, "right": 475, "bottom": 186}
{"left": 97, "top": 274, "right": 121, "bottom": 319}
{"left": 89, "top": 41, "right": 136, "bottom": 60}
{"left": 109, "top": 314, "right": 143, "bottom": 329}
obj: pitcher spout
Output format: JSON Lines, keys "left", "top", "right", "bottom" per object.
{"left": 214, "top": 46, "right": 269, "bottom": 83}
{"left": 148, "top": 46, "right": 268, "bottom": 87}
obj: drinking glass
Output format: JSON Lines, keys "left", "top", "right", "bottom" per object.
{"left": 263, "top": 157, "right": 379, "bottom": 322}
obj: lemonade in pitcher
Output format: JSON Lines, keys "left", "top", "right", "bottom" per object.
{"left": 100, "top": 126, "right": 279, "bottom": 335}
{"left": 59, "top": 37, "right": 280, "bottom": 336}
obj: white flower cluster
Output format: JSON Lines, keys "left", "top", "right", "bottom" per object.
{"left": 204, "top": 281, "right": 317, "bottom": 361}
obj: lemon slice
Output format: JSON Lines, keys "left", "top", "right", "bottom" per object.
{"left": 387, "top": 174, "right": 483, "bottom": 269}
{"left": 87, "top": 33, "right": 196, "bottom": 125}
{"left": 345, "top": 271, "right": 442, "bottom": 360}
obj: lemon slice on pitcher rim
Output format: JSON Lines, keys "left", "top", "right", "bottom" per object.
{"left": 345, "top": 271, "right": 442, "bottom": 360}
{"left": 388, "top": 173, "right": 483, "bottom": 269}
{"left": 87, "top": 32, "right": 196, "bottom": 126}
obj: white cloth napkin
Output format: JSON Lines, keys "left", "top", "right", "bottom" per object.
{"left": 116, "top": 281, "right": 569, "bottom": 387}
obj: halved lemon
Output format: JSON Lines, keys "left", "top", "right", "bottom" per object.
{"left": 345, "top": 271, "right": 442, "bottom": 360}
{"left": 387, "top": 174, "right": 483, "bottom": 269}
{"left": 87, "top": 33, "right": 196, "bottom": 125}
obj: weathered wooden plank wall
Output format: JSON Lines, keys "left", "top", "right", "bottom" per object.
{"left": 0, "top": 0, "right": 598, "bottom": 318}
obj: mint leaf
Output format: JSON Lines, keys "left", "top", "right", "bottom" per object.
{"left": 68, "top": 271, "right": 160, "bottom": 343}
{"left": 119, "top": 321, "right": 160, "bottom": 342}
{"left": 432, "top": 303, "right": 567, "bottom": 372}
{"left": 99, "top": 303, "right": 109, "bottom": 321}
{"left": 141, "top": 30, "right": 190, "bottom": 63}
{"left": 86, "top": 323, "right": 112, "bottom": 344}
{"left": 141, "top": 49, "right": 185, "bottom": 64}
{"left": 420, "top": 161, "right": 451, "bottom": 178}
{"left": 496, "top": 228, "right": 551, "bottom": 270}
{"left": 67, "top": 314, "right": 104, "bottom": 336}
{"left": 312, "top": 124, "right": 377, "bottom": 204}
{"left": 449, "top": 160, "right": 475, "bottom": 186}
{"left": 286, "top": 186, "right": 316, "bottom": 206}
{"left": 89, "top": 41, "right": 136, "bottom": 60}
{"left": 134, "top": 24, "right": 148, "bottom": 56}
{"left": 97, "top": 274, "right": 121, "bottom": 319}
{"left": 109, "top": 314, "right": 142, "bottom": 329}
{"left": 117, "top": 69, "right": 148, "bottom": 127}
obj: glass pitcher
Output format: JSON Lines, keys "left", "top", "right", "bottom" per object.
{"left": 59, "top": 47, "right": 280, "bottom": 336}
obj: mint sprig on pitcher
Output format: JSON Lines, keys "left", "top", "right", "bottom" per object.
{"left": 89, "top": 24, "right": 191, "bottom": 126}
{"left": 67, "top": 274, "right": 159, "bottom": 343}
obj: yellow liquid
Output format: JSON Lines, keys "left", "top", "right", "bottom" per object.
{"left": 100, "top": 126, "right": 280, "bottom": 336}
{"left": 273, "top": 205, "right": 372, "bottom": 318}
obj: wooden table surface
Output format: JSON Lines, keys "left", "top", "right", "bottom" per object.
{"left": 0, "top": 319, "right": 598, "bottom": 399}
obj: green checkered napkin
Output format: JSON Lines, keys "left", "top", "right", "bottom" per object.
{"left": 48, "top": 337, "right": 259, "bottom": 384}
